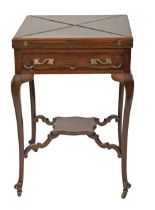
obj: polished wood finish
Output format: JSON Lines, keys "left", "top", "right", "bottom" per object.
{"left": 112, "top": 73, "right": 134, "bottom": 198}
{"left": 11, "top": 74, "right": 34, "bottom": 196}
{"left": 12, "top": 15, "right": 134, "bottom": 198}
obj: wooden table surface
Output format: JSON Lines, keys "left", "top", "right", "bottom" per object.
{"left": 13, "top": 15, "right": 133, "bottom": 49}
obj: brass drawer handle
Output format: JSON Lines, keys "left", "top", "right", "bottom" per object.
{"left": 90, "top": 58, "right": 112, "bottom": 65}
{"left": 33, "top": 58, "right": 54, "bottom": 65}
{"left": 90, "top": 58, "right": 121, "bottom": 69}
{"left": 24, "top": 58, "right": 55, "bottom": 69}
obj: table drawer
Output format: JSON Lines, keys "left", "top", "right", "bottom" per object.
{"left": 21, "top": 52, "right": 127, "bottom": 73}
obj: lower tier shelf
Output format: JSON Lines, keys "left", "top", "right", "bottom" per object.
{"left": 24, "top": 115, "right": 121, "bottom": 158}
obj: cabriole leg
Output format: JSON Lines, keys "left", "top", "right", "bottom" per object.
{"left": 112, "top": 73, "right": 134, "bottom": 199}
{"left": 11, "top": 74, "right": 33, "bottom": 196}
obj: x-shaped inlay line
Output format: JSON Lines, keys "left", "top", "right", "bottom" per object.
{"left": 18, "top": 15, "right": 126, "bottom": 38}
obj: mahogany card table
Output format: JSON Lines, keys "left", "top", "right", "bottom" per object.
{"left": 11, "top": 15, "right": 134, "bottom": 198}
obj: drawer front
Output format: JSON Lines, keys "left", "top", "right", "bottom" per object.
{"left": 21, "top": 52, "right": 128, "bottom": 74}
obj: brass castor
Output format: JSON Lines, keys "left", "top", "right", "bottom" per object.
{"left": 14, "top": 182, "right": 22, "bottom": 196}
{"left": 121, "top": 182, "right": 131, "bottom": 199}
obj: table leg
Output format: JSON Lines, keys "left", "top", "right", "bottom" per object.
{"left": 29, "top": 79, "right": 36, "bottom": 145}
{"left": 112, "top": 73, "right": 134, "bottom": 199}
{"left": 11, "top": 74, "right": 33, "bottom": 196}
{"left": 118, "top": 83, "right": 124, "bottom": 148}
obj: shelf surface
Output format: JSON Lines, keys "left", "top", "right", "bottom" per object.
{"left": 53, "top": 117, "right": 96, "bottom": 133}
